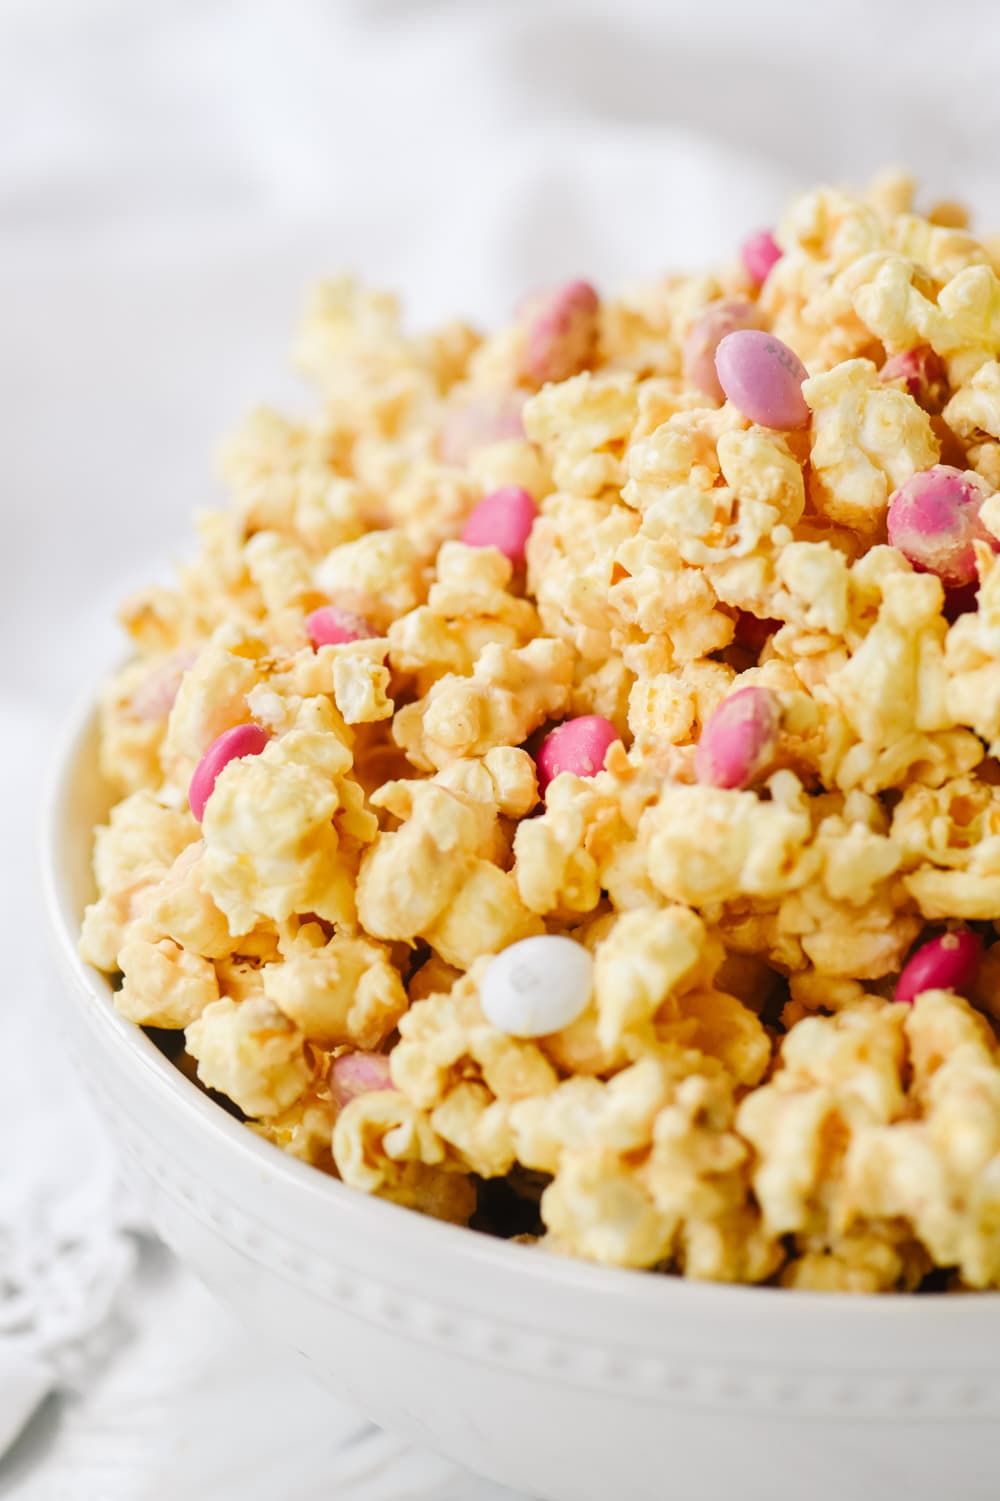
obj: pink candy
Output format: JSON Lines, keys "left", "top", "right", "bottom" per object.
{"left": 879, "top": 346, "right": 946, "bottom": 412}
{"left": 188, "top": 723, "right": 270, "bottom": 822}
{"left": 460, "top": 486, "right": 539, "bottom": 567}
{"left": 329, "top": 1051, "right": 395, "bottom": 1108}
{"left": 439, "top": 391, "right": 525, "bottom": 465}
{"left": 683, "top": 300, "right": 761, "bottom": 403}
{"left": 741, "top": 230, "right": 782, "bottom": 287}
{"left": 886, "top": 465, "right": 997, "bottom": 589}
{"left": 694, "top": 686, "right": 781, "bottom": 791}
{"left": 714, "top": 330, "right": 809, "bottom": 430}
{"left": 536, "top": 715, "right": 620, "bottom": 795}
{"left": 522, "top": 279, "right": 600, "bottom": 386}
{"left": 306, "top": 604, "right": 377, "bottom": 648}
{"left": 894, "top": 929, "right": 982, "bottom": 1006}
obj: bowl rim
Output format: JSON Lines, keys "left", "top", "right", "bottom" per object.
{"left": 41, "top": 665, "right": 1000, "bottom": 1323}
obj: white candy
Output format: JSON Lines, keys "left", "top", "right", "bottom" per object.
{"left": 479, "top": 935, "right": 593, "bottom": 1038}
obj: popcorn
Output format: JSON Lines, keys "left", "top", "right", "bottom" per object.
{"left": 639, "top": 774, "right": 815, "bottom": 909}
{"left": 357, "top": 773, "right": 542, "bottom": 967}
{"left": 243, "top": 531, "right": 322, "bottom": 618}
{"left": 392, "top": 967, "right": 559, "bottom": 1115}
{"left": 331, "top": 1090, "right": 476, "bottom": 1223}
{"left": 625, "top": 419, "right": 806, "bottom": 568}
{"left": 514, "top": 1055, "right": 778, "bottom": 1277}
{"left": 803, "top": 359, "right": 939, "bottom": 532}
{"left": 843, "top": 992, "right": 1000, "bottom": 1288}
{"left": 83, "top": 172, "right": 1000, "bottom": 1292}
{"left": 262, "top": 922, "right": 407, "bottom": 1048}
{"left": 186, "top": 994, "right": 314, "bottom": 1118}
{"left": 80, "top": 792, "right": 199, "bottom": 970}
{"left": 201, "top": 698, "right": 374, "bottom": 934}
{"left": 328, "top": 639, "right": 394, "bottom": 724}
{"left": 945, "top": 548, "right": 1000, "bottom": 750}
{"left": 116, "top": 931, "right": 220, "bottom": 1029}
{"left": 217, "top": 406, "right": 365, "bottom": 551}
{"left": 252, "top": 1089, "right": 337, "bottom": 1171}
{"left": 388, "top": 541, "right": 539, "bottom": 693}
{"left": 737, "top": 1002, "right": 908, "bottom": 1241}
{"left": 943, "top": 361, "right": 1000, "bottom": 487}
{"left": 139, "top": 843, "right": 234, "bottom": 960}
{"left": 163, "top": 626, "right": 267, "bottom": 770}
{"left": 315, "top": 528, "right": 429, "bottom": 630}
{"left": 392, "top": 637, "right": 573, "bottom": 771}
{"left": 99, "top": 649, "right": 196, "bottom": 795}
{"left": 523, "top": 371, "right": 639, "bottom": 498}
{"left": 894, "top": 776, "right": 1000, "bottom": 919}
{"left": 526, "top": 492, "right": 639, "bottom": 661}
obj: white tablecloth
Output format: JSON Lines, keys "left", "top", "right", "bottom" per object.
{"left": 4, "top": 1, "right": 1000, "bottom": 1493}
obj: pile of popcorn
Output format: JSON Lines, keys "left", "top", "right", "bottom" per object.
{"left": 82, "top": 172, "right": 1000, "bottom": 1292}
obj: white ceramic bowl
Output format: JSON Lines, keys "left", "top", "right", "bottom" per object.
{"left": 43, "top": 700, "right": 1000, "bottom": 1501}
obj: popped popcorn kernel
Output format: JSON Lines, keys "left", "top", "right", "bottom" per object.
{"left": 186, "top": 994, "right": 314, "bottom": 1119}
{"left": 393, "top": 636, "right": 573, "bottom": 771}
{"left": 803, "top": 359, "right": 939, "bottom": 532}
{"left": 262, "top": 922, "right": 407, "bottom": 1048}
{"left": 116, "top": 931, "right": 220, "bottom": 1029}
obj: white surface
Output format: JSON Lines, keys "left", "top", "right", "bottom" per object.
{"left": 5, "top": 0, "right": 1000, "bottom": 1494}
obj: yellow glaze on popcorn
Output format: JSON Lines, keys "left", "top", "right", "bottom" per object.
{"left": 82, "top": 173, "right": 1000, "bottom": 1289}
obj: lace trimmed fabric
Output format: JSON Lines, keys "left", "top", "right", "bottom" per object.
{"left": 0, "top": 1164, "right": 141, "bottom": 1455}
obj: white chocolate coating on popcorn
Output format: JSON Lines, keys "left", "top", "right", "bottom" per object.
{"left": 82, "top": 173, "right": 1000, "bottom": 1283}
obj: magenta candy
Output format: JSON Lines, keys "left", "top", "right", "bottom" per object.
{"left": 536, "top": 715, "right": 620, "bottom": 795}
{"left": 894, "top": 929, "right": 982, "bottom": 1005}
{"left": 879, "top": 346, "right": 946, "bottom": 411}
{"left": 329, "top": 1051, "right": 395, "bottom": 1108}
{"left": 886, "top": 465, "right": 998, "bottom": 589}
{"left": 683, "top": 300, "right": 761, "bottom": 403}
{"left": 188, "top": 723, "right": 270, "bottom": 822}
{"left": 306, "top": 604, "right": 377, "bottom": 648}
{"left": 460, "top": 486, "right": 539, "bottom": 567}
{"left": 714, "top": 330, "right": 809, "bottom": 430}
{"left": 741, "top": 230, "right": 782, "bottom": 287}
{"left": 694, "top": 686, "right": 781, "bottom": 791}
{"left": 439, "top": 391, "right": 525, "bottom": 464}
{"left": 523, "top": 279, "right": 600, "bottom": 386}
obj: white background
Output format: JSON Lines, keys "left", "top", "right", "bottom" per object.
{"left": 4, "top": 1, "right": 1000, "bottom": 1495}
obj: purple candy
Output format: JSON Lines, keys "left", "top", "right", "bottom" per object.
{"left": 715, "top": 330, "right": 809, "bottom": 430}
